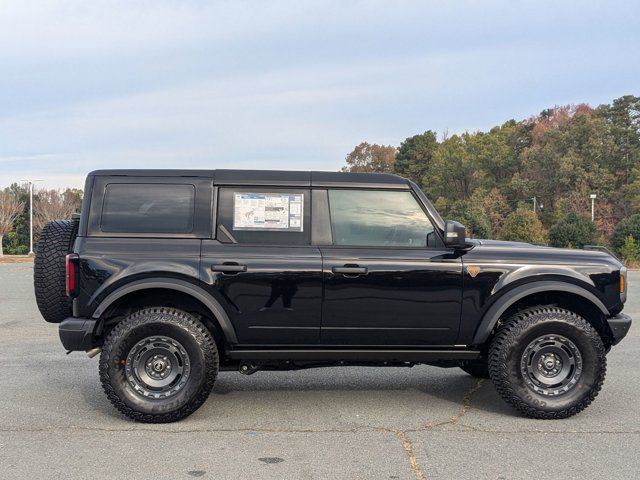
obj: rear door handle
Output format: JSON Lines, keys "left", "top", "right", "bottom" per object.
{"left": 332, "top": 265, "right": 368, "bottom": 276}
{"left": 211, "top": 263, "right": 247, "bottom": 273}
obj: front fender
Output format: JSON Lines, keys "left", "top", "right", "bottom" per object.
{"left": 491, "top": 265, "right": 599, "bottom": 293}
{"left": 471, "top": 280, "right": 609, "bottom": 345}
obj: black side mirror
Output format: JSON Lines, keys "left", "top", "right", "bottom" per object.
{"left": 444, "top": 220, "right": 468, "bottom": 249}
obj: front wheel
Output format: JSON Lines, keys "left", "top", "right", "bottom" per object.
{"left": 99, "top": 308, "right": 218, "bottom": 423}
{"left": 488, "top": 306, "right": 606, "bottom": 419}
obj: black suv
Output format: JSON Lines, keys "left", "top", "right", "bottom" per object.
{"left": 34, "top": 169, "right": 632, "bottom": 422}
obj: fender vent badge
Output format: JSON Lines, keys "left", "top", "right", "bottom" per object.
{"left": 466, "top": 265, "right": 481, "bottom": 278}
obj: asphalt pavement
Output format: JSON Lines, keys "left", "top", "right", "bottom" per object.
{"left": 0, "top": 261, "right": 638, "bottom": 479}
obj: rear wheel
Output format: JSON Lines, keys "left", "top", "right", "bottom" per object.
{"left": 99, "top": 308, "right": 218, "bottom": 423}
{"left": 489, "top": 306, "right": 606, "bottom": 419}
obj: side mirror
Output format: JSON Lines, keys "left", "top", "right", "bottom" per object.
{"left": 444, "top": 220, "right": 468, "bottom": 249}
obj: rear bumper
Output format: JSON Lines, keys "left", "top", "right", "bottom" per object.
{"left": 607, "top": 313, "right": 632, "bottom": 345}
{"left": 59, "top": 318, "right": 98, "bottom": 351}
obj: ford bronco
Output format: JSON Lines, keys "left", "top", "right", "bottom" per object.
{"left": 34, "top": 169, "right": 632, "bottom": 422}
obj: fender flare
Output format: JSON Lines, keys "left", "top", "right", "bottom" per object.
{"left": 91, "top": 278, "right": 238, "bottom": 344}
{"left": 471, "top": 280, "right": 609, "bottom": 345}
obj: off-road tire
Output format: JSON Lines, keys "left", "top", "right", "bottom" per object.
{"left": 460, "top": 359, "right": 490, "bottom": 379}
{"left": 99, "top": 308, "right": 218, "bottom": 423}
{"left": 34, "top": 219, "right": 79, "bottom": 323}
{"left": 489, "top": 306, "right": 606, "bottom": 419}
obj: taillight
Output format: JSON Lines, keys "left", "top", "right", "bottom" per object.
{"left": 65, "top": 254, "right": 79, "bottom": 297}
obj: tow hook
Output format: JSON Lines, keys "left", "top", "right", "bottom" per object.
{"left": 86, "top": 347, "right": 102, "bottom": 358}
{"left": 239, "top": 362, "right": 261, "bottom": 375}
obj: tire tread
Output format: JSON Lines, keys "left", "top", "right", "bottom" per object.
{"left": 33, "top": 219, "right": 78, "bottom": 323}
{"left": 98, "top": 307, "right": 218, "bottom": 423}
{"left": 488, "top": 305, "right": 606, "bottom": 419}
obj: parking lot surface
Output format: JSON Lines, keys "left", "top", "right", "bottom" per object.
{"left": 0, "top": 262, "right": 639, "bottom": 479}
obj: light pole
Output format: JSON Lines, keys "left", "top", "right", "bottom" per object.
{"left": 531, "top": 197, "right": 543, "bottom": 214}
{"left": 590, "top": 193, "right": 597, "bottom": 222}
{"left": 20, "top": 179, "right": 43, "bottom": 255}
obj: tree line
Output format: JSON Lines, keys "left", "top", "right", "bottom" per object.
{"left": 0, "top": 184, "right": 82, "bottom": 256}
{"left": 2, "top": 95, "right": 639, "bottom": 260}
{"left": 342, "top": 95, "right": 640, "bottom": 264}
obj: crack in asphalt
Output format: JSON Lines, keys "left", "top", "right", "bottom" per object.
{"left": 4, "top": 378, "right": 638, "bottom": 437}
{"left": 0, "top": 426, "right": 363, "bottom": 434}
{"left": 394, "top": 430, "right": 426, "bottom": 480}
{"left": 423, "top": 378, "right": 485, "bottom": 430}
{"left": 1, "top": 377, "right": 638, "bottom": 480}
{"left": 449, "top": 424, "right": 640, "bottom": 434}
{"left": 372, "top": 378, "right": 486, "bottom": 479}
{"left": 2, "top": 374, "right": 639, "bottom": 480}
{"left": 1, "top": 425, "right": 638, "bottom": 434}
{"left": 357, "top": 426, "right": 427, "bottom": 480}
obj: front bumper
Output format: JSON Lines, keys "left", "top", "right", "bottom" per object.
{"left": 607, "top": 313, "right": 632, "bottom": 345}
{"left": 59, "top": 317, "right": 98, "bottom": 351}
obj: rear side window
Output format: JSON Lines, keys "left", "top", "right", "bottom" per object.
{"left": 217, "top": 188, "right": 310, "bottom": 244}
{"left": 328, "top": 189, "right": 435, "bottom": 247}
{"left": 101, "top": 184, "right": 195, "bottom": 233}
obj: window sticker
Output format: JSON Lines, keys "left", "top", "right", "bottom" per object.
{"left": 233, "top": 193, "right": 304, "bottom": 232}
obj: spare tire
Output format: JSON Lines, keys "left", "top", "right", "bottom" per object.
{"left": 34, "top": 219, "right": 79, "bottom": 323}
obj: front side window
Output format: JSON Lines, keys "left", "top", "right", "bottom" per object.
{"left": 328, "top": 190, "right": 435, "bottom": 247}
{"left": 101, "top": 183, "right": 195, "bottom": 234}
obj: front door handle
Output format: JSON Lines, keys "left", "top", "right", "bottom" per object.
{"left": 332, "top": 265, "right": 368, "bottom": 276}
{"left": 211, "top": 263, "right": 247, "bottom": 274}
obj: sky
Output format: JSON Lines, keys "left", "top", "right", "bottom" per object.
{"left": 1, "top": 0, "right": 639, "bottom": 190}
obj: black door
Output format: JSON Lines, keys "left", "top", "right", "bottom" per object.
{"left": 200, "top": 187, "right": 322, "bottom": 345}
{"left": 319, "top": 189, "right": 463, "bottom": 346}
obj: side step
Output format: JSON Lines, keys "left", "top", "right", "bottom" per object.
{"left": 227, "top": 348, "right": 481, "bottom": 362}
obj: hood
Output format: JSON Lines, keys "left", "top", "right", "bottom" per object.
{"left": 468, "top": 238, "right": 534, "bottom": 247}
{"left": 466, "top": 238, "right": 622, "bottom": 267}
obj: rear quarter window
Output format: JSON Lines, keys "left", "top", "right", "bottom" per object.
{"left": 100, "top": 183, "right": 195, "bottom": 234}
{"left": 217, "top": 188, "right": 310, "bottom": 244}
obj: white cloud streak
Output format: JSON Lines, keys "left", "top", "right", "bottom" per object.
{"left": 1, "top": 0, "right": 639, "bottom": 189}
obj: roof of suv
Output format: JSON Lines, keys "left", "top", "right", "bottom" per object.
{"left": 87, "top": 169, "right": 410, "bottom": 189}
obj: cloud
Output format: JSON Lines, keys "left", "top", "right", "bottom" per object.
{"left": 1, "top": 0, "right": 639, "bottom": 189}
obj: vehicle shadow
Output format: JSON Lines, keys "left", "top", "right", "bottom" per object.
{"left": 209, "top": 366, "right": 511, "bottom": 414}
{"left": 73, "top": 365, "right": 515, "bottom": 424}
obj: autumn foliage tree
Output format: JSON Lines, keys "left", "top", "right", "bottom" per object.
{"left": 342, "top": 142, "right": 396, "bottom": 173}
{"left": 0, "top": 192, "right": 25, "bottom": 256}
{"left": 482, "top": 188, "right": 511, "bottom": 238}
{"left": 341, "top": 95, "right": 640, "bottom": 250}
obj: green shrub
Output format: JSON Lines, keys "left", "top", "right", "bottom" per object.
{"left": 2, "top": 231, "right": 28, "bottom": 255}
{"left": 455, "top": 208, "right": 492, "bottom": 239}
{"left": 499, "top": 207, "right": 547, "bottom": 244}
{"left": 619, "top": 235, "right": 640, "bottom": 266}
{"left": 549, "top": 213, "right": 598, "bottom": 249}
{"left": 611, "top": 214, "right": 640, "bottom": 254}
